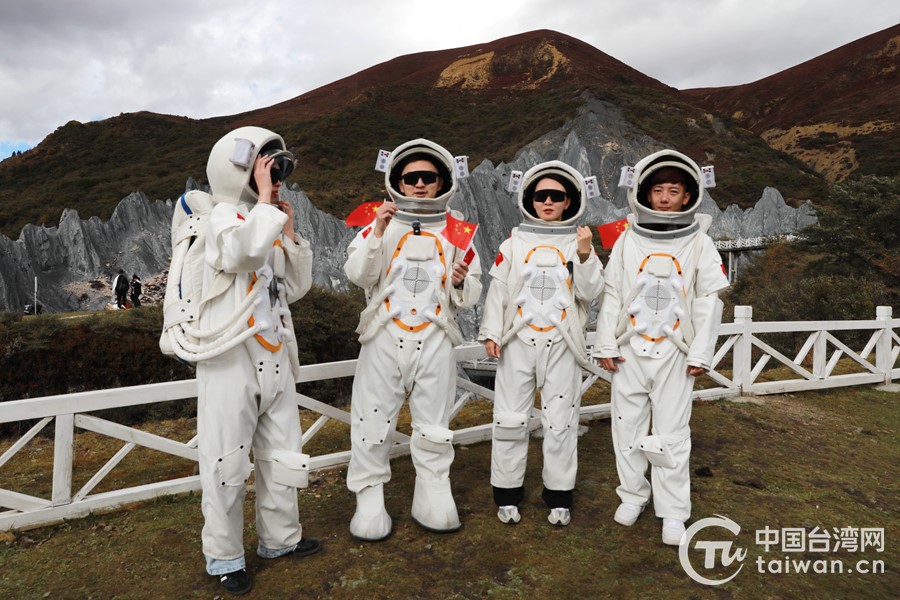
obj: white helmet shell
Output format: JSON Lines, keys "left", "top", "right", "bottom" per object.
{"left": 207, "top": 126, "right": 289, "bottom": 205}
{"left": 518, "top": 161, "right": 586, "bottom": 226}
{"left": 385, "top": 139, "right": 457, "bottom": 214}
{"left": 628, "top": 149, "right": 703, "bottom": 227}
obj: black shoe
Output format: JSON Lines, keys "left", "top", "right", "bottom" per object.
{"left": 289, "top": 538, "right": 321, "bottom": 558}
{"left": 219, "top": 569, "right": 252, "bottom": 595}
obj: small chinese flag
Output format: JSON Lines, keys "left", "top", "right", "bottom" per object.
{"left": 345, "top": 202, "right": 381, "bottom": 227}
{"left": 597, "top": 218, "right": 628, "bottom": 249}
{"left": 442, "top": 212, "right": 478, "bottom": 252}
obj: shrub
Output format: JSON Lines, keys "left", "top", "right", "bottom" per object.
{"left": 0, "top": 287, "right": 367, "bottom": 436}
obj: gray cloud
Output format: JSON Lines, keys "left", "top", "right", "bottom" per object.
{"left": 1, "top": 0, "right": 897, "bottom": 158}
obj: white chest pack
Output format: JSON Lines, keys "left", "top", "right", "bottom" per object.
{"left": 246, "top": 242, "right": 289, "bottom": 352}
{"left": 627, "top": 253, "right": 690, "bottom": 358}
{"left": 384, "top": 231, "right": 447, "bottom": 334}
{"left": 514, "top": 245, "right": 572, "bottom": 338}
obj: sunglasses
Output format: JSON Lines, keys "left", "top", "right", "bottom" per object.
{"left": 401, "top": 171, "right": 440, "bottom": 186}
{"left": 533, "top": 189, "right": 568, "bottom": 203}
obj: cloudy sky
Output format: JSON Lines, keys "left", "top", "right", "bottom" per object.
{"left": 1, "top": 0, "right": 897, "bottom": 160}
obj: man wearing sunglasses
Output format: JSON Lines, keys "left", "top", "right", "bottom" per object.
{"left": 168, "top": 127, "right": 319, "bottom": 595}
{"left": 478, "top": 161, "right": 604, "bottom": 528}
{"left": 344, "top": 139, "right": 482, "bottom": 541}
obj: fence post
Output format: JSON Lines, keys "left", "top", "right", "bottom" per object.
{"left": 813, "top": 328, "right": 827, "bottom": 380}
{"left": 51, "top": 414, "right": 74, "bottom": 506}
{"left": 875, "top": 306, "right": 894, "bottom": 386}
{"left": 733, "top": 305, "right": 753, "bottom": 395}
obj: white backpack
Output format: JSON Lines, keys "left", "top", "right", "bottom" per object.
{"left": 159, "top": 191, "right": 270, "bottom": 364}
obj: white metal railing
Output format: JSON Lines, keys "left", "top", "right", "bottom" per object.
{"left": 714, "top": 234, "right": 800, "bottom": 251}
{"left": 0, "top": 306, "right": 896, "bottom": 531}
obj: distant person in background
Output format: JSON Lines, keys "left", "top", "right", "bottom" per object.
{"left": 130, "top": 275, "right": 142, "bottom": 308}
{"left": 478, "top": 161, "right": 604, "bottom": 527}
{"left": 113, "top": 269, "right": 128, "bottom": 308}
{"left": 595, "top": 150, "right": 728, "bottom": 546}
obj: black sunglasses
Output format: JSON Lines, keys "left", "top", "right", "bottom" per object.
{"left": 401, "top": 171, "right": 440, "bottom": 186}
{"left": 533, "top": 189, "right": 568, "bottom": 203}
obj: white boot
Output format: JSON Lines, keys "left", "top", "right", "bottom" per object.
{"left": 662, "top": 518, "right": 686, "bottom": 546}
{"left": 497, "top": 505, "right": 521, "bottom": 524}
{"left": 411, "top": 476, "right": 461, "bottom": 532}
{"left": 350, "top": 484, "right": 392, "bottom": 541}
{"left": 614, "top": 502, "right": 645, "bottom": 526}
{"left": 548, "top": 507, "right": 571, "bottom": 527}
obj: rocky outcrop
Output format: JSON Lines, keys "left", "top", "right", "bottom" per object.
{"left": 0, "top": 192, "right": 173, "bottom": 312}
{"left": 0, "top": 99, "right": 817, "bottom": 315}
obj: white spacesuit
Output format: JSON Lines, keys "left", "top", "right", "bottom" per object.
{"left": 168, "top": 126, "right": 316, "bottom": 580}
{"left": 478, "top": 161, "right": 604, "bottom": 526}
{"left": 596, "top": 150, "right": 729, "bottom": 545}
{"left": 344, "top": 139, "right": 482, "bottom": 540}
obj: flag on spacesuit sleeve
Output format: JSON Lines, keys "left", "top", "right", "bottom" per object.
{"left": 597, "top": 218, "right": 628, "bottom": 249}
{"left": 345, "top": 202, "right": 381, "bottom": 227}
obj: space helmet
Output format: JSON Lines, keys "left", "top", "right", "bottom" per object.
{"left": 385, "top": 139, "right": 457, "bottom": 214}
{"left": 627, "top": 149, "right": 703, "bottom": 227}
{"left": 518, "top": 161, "right": 585, "bottom": 227}
{"left": 206, "top": 126, "right": 296, "bottom": 205}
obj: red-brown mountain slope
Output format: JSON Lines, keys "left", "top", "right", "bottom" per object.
{"left": 232, "top": 29, "right": 675, "bottom": 124}
{"left": 684, "top": 24, "right": 899, "bottom": 181}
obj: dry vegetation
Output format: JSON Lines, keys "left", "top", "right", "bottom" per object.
{"left": 0, "top": 383, "right": 896, "bottom": 598}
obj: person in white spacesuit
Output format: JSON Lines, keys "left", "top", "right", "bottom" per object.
{"left": 187, "top": 127, "right": 320, "bottom": 594}
{"left": 595, "top": 149, "right": 729, "bottom": 546}
{"left": 478, "top": 161, "right": 604, "bottom": 527}
{"left": 344, "top": 139, "right": 482, "bottom": 541}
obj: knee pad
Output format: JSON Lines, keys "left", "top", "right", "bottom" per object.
{"left": 215, "top": 443, "right": 252, "bottom": 487}
{"left": 413, "top": 424, "right": 454, "bottom": 454}
{"left": 637, "top": 434, "right": 686, "bottom": 469}
{"left": 358, "top": 405, "right": 394, "bottom": 446}
{"left": 542, "top": 394, "right": 577, "bottom": 433}
{"left": 254, "top": 449, "right": 311, "bottom": 488}
{"left": 493, "top": 411, "right": 530, "bottom": 442}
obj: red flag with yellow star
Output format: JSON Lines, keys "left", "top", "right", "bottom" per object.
{"left": 442, "top": 212, "right": 478, "bottom": 252}
{"left": 345, "top": 202, "right": 381, "bottom": 227}
{"left": 597, "top": 218, "right": 628, "bottom": 249}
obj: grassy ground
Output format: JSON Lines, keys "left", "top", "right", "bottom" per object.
{"left": 0, "top": 386, "right": 897, "bottom": 599}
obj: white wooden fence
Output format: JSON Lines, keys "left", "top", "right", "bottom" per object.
{"left": 1, "top": 306, "right": 896, "bottom": 531}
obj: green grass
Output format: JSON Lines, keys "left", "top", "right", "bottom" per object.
{"left": 0, "top": 386, "right": 896, "bottom": 598}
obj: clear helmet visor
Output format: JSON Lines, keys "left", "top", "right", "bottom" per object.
{"left": 385, "top": 139, "right": 457, "bottom": 214}
{"left": 517, "top": 161, "right": 586, "bottom": 226}
{"left": 627, "top": 150, "right": 704, "bottom": 226}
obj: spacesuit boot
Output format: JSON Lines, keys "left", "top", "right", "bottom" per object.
{"left": 350, "top": 483, "right": 392, "bottom": 541}
{"left": 411, "top": 476, "right": 461, "bottom": 532}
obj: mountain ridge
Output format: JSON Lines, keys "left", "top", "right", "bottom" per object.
{"left": 683, "top": 23, "right": 899, "bottom": 182}
{"left": 235, "top": 29, "right": 673, "bottom": 124}
{"left": 0, "top": 29, "right": 842, "bottom": 238}
{"left": 0, "top": 101, "right": 817, "bottom": 315}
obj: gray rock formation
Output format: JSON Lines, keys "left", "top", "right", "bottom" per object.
{"left": 0, "top": 99, "right": 818, "bottom": 316}
{"left": 0, "top": 192, "right": 173, "bottom": 312}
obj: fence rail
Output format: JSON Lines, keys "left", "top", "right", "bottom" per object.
{"left": 1, "top": 306, "right": 896, "bottom": 531}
